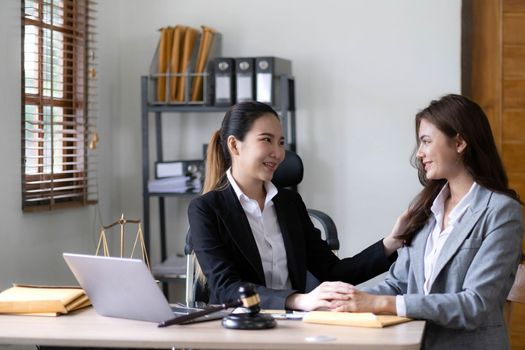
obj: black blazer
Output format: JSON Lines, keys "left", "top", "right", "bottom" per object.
{"left": 188, "top": 184, "right": 396, "bottom": 309}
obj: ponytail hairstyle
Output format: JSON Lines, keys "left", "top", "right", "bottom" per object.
{"left": 202, "top": 130, "right": 225, "bottom": 193}
{"left": 399, "top": 94, "right": 520, "bottom": 244}
{"left": 202, "top": 101, "right": 279, "bottom": 193}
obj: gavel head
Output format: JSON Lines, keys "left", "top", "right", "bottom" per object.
{"left": 221, "top": 284, "right": 275, "bottom": 329}
{"left": 238, "top": 284, "right": 261, "bottom": 315}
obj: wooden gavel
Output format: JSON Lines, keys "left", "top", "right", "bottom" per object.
{"left": 158, "top": 284, "right": 262, "bottom": 327}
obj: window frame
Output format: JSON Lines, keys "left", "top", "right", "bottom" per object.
{"left": 21, "top": 0, "right": 97, "bottom": 211}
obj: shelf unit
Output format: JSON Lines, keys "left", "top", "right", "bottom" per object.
{"left": 140, "top": 74, "right": 296, "bottom": 272}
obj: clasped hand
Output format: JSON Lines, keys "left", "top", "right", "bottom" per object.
{"left": 285, "top": 281, "right": 353, "bottom": 311}
{"left": 286, "top": 209, "right": 409, "bottom": 312}
{"left": 330, "top": 288, "right": 396, "bottom": 314}
{"left": 286, "top": 282, "right": 395, "bottom": 314}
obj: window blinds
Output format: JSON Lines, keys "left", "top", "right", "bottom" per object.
{"left": 22, "top": 0, "right": 98, "bottom": 211}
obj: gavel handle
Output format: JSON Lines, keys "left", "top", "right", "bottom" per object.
{"left": 158, "top": 300, "right": 241, "bottom": 327}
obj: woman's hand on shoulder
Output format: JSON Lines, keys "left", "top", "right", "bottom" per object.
{"left": 383, "top": 209, "right": 410, "bottom": 256}
{"left": 285, "top": 281, "right": 353, "bottom": 311}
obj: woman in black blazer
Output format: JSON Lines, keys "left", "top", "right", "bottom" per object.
{"left": 188, "top": 102, "right": 403, "bottom": 310}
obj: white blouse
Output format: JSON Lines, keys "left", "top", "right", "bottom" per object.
{"left": 226, "top": 169, "right": 291, "bottom": 289}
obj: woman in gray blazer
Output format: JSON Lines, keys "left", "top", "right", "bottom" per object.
{"left": 332, "top": 94, "right": 523, "bottom": 350}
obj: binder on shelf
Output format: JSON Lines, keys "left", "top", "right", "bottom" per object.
{"left": 214, "top": 57, "right": 235, "bottom": 106}
{"left": 235, "top": 58, "right": 255, "bottom": 103}
{"left": 148, "top": 176, "right": 202, "bottom": 194}
{"left": 255, "top": 57, "right": 292, "bottom": 108}
{"left": 155, "top": 159, "right": 203, "bottom": 179}
{"left": 150, "top": 159, "right": 204, "bottom": 194}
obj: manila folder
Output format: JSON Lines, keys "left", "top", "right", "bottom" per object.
{"left": 0, "top": 285, "right": 89, "bottom": 314}
{"left": 303, "top": 311, "right": 411, "bottom": 328}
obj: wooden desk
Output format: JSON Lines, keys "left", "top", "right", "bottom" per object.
{"left": 0, "top": 308, "right": 425, "bottom": 349}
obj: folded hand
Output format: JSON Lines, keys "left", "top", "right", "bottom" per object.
{"left": 330, "top": 288, "right": 396, "bottom": 314}
{"left": 285, "top": 281, "right": 353, "bottom": 311}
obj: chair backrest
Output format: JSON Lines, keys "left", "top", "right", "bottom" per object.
{"left": 504, "top": 256, "right": 525, "bottom": 326}
{"left": 184, "top": 229, "right": 195, "bottom": 305}
{"left": 272, "top": 150, "right": 304, "bottom": 188}
{"left": 508, "top": 262, "right": 525, "bottom": 304}
{"left": 272, "top": 150, "right": 339, "bottom": 250}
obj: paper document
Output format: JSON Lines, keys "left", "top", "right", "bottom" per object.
{"left": 303, "top": 311, "right": 411, "bottom": 328}
{"left": 0, "top": 284, "right": 91, "bottom": 316}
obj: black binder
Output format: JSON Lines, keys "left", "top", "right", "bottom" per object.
{"left": 235, "top": 58, "right": 255, "bottom": 102}
{"left": 213, "top": 57, "right": 235, "bottom": 106}
{"left": 255, "top": 57, "right": 292, "bottom": 108}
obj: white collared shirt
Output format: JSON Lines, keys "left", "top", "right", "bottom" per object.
{"left": 226, "top": 169, "right": 291, "bottom": 289}
{"left": 396, "top": 182, "right": 479, "bottom": 316}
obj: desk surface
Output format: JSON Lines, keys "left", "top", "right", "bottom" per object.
{"left": 0, "top": 308, "right": 425, "bottom": 349}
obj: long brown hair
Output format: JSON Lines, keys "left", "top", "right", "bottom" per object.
{"left": 202, "top": 101, "right": 279, "bottom": 193}
{"left": 400, "top": 94, "right": 520, "bottom": 244}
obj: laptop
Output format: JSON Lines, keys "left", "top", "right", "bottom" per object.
{"left": 63, "top": 253, "right": 227, "bottom": 323}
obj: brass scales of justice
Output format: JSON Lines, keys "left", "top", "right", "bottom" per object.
{"left": 95, "top": 214, "right": 150, "bottom": 269}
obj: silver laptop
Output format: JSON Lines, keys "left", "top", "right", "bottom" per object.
{"left": 63, "top": 253, "right": 226, "bottom": 323}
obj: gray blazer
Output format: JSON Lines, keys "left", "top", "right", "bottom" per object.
{"left": 365, "top": 186, "right": 523, "bottom": 350}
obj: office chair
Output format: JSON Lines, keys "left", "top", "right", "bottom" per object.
{"left": 271, "top": 150, "right": 339, "bottom": 252}
{"left": 504, "top": 255, "right": 525, "bottom": 327}
{"left": 184, "top": 150, "right": 340, "bottom": 304}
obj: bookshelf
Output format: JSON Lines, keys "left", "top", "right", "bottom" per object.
{"left": 140, "top": 75, "right": 296, "bottom": 288}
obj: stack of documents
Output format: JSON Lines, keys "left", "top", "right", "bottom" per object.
{"left": 0, "top": 284, "right": 91, "bottom": 316}
{"left": 302, "top": 311, "right": 411, "bottom": 328}
{"left": 148, "top": 176, "right": 202, "bottom": 193}
{"left": 155, "top": 159, "right": 203, "bottom": 179}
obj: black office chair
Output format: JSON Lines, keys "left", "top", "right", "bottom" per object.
{"left": 271, "top": 150, "right": 339, "bottom": 252}
{"left": 184, "top": 150, "right": 340, "bottom": 303}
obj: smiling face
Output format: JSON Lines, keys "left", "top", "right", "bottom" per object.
{"left": 416, "top": 118, "right": 467, "bottom": 181}
{"left": 229, "top": 113, "right": 285, "bottom": 187}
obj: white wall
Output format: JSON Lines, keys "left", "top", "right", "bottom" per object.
{"left": 106, "top": 0, "right": 461, "bottom": 265}
{"left": 0, "top": 0, "right": 120, "bottom": 291}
